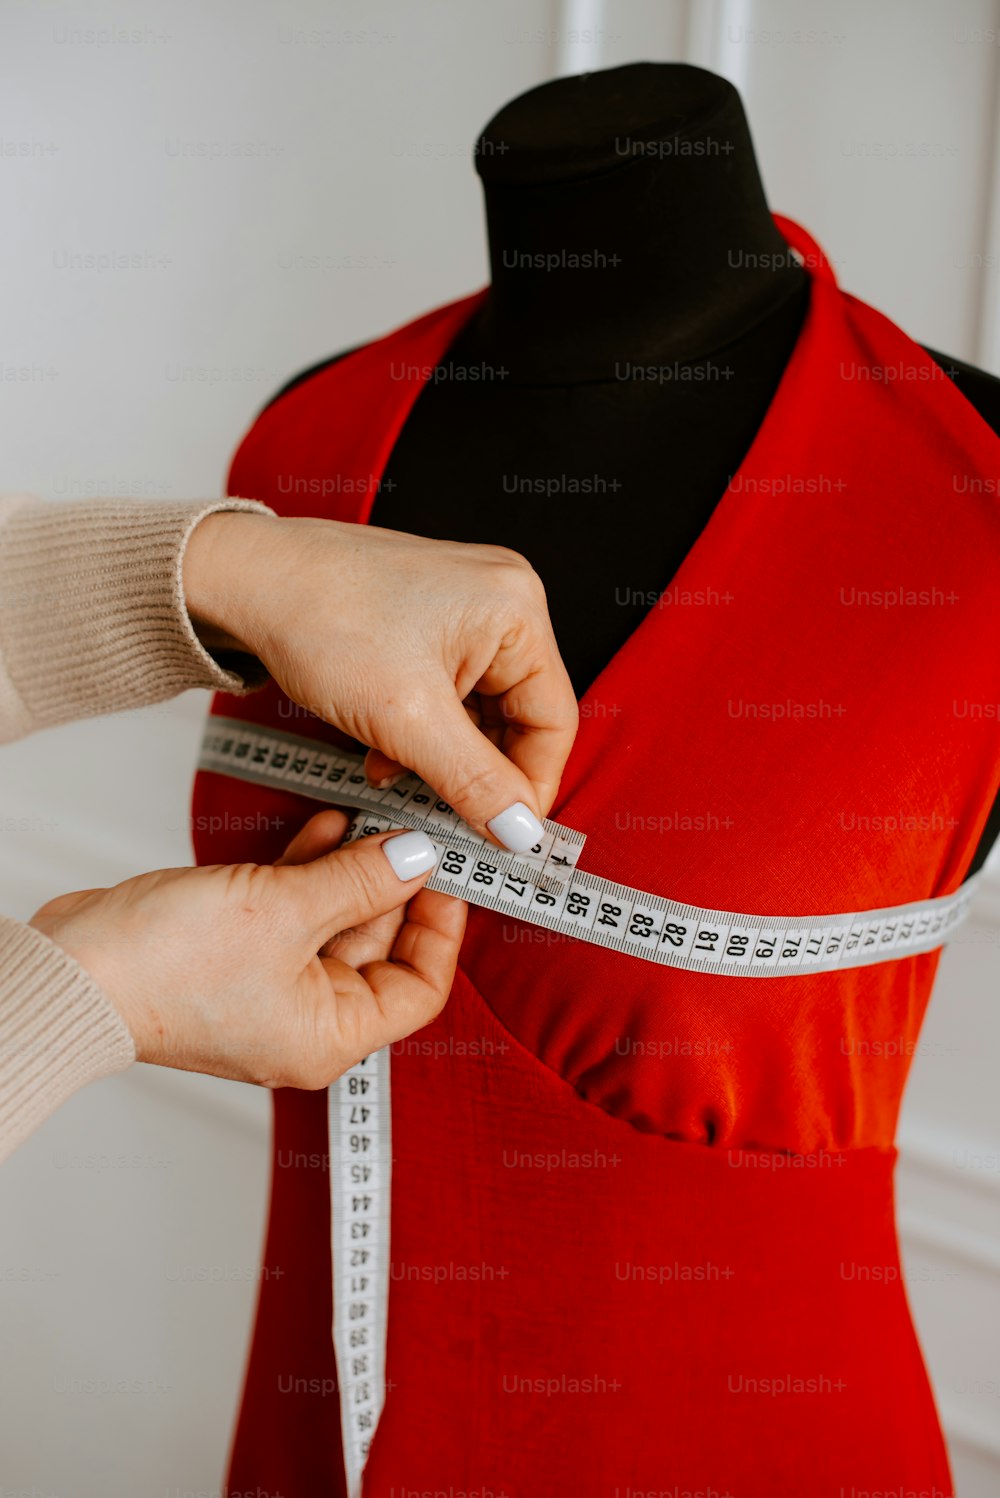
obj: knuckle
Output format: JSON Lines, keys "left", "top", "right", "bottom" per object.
{"left": 289, "top": 1054, "right": 332, "bottom": 1091}
{"left": 276, "top": 1026, "right": 340, "bottom": 1091}
{"left": 478, "top": 546, "right": 545, "bottom": 600}
{"left": 390, "top": 691, "right": 435, "bottom": 733}
{"left": 422, "top": 985, "right": 449, "bottom": 1024}
{"left": 445, "top": 760, "right": 506, "bottom": 818}
{"left": 222, "top": 861, "right": 277, "bottom": 918}
{"left": 504, "top": 560, "right": 545, "bottom": 601}
{"left": 337, "top": 844, "right": 389, "bottom": 913}
{"left": 474, "top": 541, "right": 532, "bottom": 571}
{"left": 559, "top": 696, "right": 582, "bottom": 732}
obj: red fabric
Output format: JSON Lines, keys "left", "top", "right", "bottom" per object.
{"left": 191, "top": 218, "right": 1000, "bottom": 1495}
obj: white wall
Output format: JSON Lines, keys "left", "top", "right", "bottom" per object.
{"left": 0, "top": 1, "right": 998, "bottom": 1494}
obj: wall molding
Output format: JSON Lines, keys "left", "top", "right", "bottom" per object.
{"left": 897, "top": 1119, "right": 1000, "bottom": 1467}
{"left": 551, "top": 0, "right": 610, "bottom": 75}
{"left": 967, "top": 862, "right": 1000, "bottom": 928}
{"left": 899, "top": 1120, "right": 1000, "bottom": 1202}
{"left": 937, "top": 1398, "right": 1000, "bottom": 1463}
{"left": 898, "top": 1204, "right": 1000, "bottom": 1278}
{"left": 975, "top": 3, "right": 1000, "bottom": 375}
{"left": 684, "top": 0, "right": 751, "bottom": 90}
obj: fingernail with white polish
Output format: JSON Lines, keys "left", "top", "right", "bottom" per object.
{"left": 382, "top": 829, "right": 438, "bottom": 881}
{"left": 486, "top": 802, "right": 545, "bottom": 853}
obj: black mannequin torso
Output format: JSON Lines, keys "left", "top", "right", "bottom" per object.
{"left": 272, "top": 63, "right": 1000, "bottom": 877}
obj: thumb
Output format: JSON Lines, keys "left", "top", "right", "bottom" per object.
{"left": 388, "top": 691, "right": 547, "bottom": 854}
{"left": 282, "top": 824, "right": 439, "bottom": 944}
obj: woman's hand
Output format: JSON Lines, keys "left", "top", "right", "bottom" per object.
{"left": 183, "top": 511, "right": 579, "bottom": 851}
{"left": 29, "top": 812, "right": 466, "bottom": 1088}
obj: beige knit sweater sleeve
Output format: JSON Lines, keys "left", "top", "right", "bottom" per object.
{"left": 0, "top": 494, "right": 275, "bottom": 1161}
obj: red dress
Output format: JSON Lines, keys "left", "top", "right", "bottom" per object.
{"left": 191, "top": 219, "right": 1000, "bottom": 1495}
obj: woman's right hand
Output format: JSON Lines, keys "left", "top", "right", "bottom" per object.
{"left": 183, "top": 512, "right": 580, "bottom": 849}
{"left": 28, "top": 811, "right": 466, "bottom": 1089}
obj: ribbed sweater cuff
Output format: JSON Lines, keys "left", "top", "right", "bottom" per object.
{"left": 0, "top": 916, "right": 136, "bottom": 1162}
{"left": 0, "top": 496, "right": 275, "bottom": 740}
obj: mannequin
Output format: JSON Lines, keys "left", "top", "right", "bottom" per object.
{"left": 209, "top": 63, "right": 1000, "bottom": 1493}
{"left": 273, "top": 61, "right": 1000, "bottom": 875}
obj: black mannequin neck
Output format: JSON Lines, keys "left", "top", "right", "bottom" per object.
{"left": 458, "top": 61, "right": 806, "bottom": 383}
{"left": 272, "top": 59, "right": 1000, "bottom": 884}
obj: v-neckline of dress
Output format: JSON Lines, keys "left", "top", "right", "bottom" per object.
{"left": 336, "top": 216, "right": 840, "bottom": 817}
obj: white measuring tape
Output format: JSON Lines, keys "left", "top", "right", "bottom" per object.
{"left": 198, "top": 714, "right": 983, "bottom": 1492}
{"left": 199, "top": 717, "right": 980, "bottom": 976}
{"left": 325, "top": 1039, "right": 390, "bottom": 1494}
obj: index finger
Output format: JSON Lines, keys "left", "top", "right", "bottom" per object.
{"left": 333, "top": 886, "right": 468, "bottom": 1059}
{"left": 480, "top": 655, "right": 580, "bottom": 818}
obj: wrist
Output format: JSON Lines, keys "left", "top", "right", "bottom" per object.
{"left": 27, "top": 908, "right": 154, "bottom": 1064}
{"left": 183, "top": 509, "right": 278, "bottom": 656}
